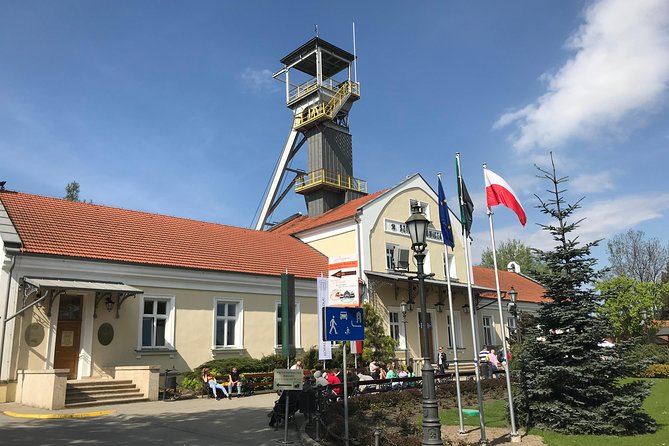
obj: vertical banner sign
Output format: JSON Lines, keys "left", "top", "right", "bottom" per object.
{"left": 317, "top": 277, "right": 332, "bottom": 360}
{"left": 281, "top": 273, "right": 295, "bottom": 358}
{"left": 328, "top": 255, "right": 359, "bottom": 307}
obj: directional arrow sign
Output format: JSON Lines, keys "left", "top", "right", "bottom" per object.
{"left": 331, "top": 270, "right": 357, "bottom": 278}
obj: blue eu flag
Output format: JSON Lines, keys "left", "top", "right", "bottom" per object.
{"left": 438, "top": 177, "right": 455, "bottom": 248}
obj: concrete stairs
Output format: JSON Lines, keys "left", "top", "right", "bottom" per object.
{"left": 65, "top": 379, "right": 148, "bottom": 408}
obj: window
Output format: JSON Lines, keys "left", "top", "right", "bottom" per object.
{"left": 388, "top": 308, "right": 406, "bottom": 349}
{"left": 409, "top": 199, "right": 430, "bottom": 220}
{"left": 386, "top": 243, "right": 399, "bottom": 270}
{"left": 507, "top": 316, "right": 517, "bottom": 338}
{"left": 275, "top": 302, "right": 301, "bottom": 348}
{"left": 214, "top": 299, "right": 243, "bottom": 348}
{"left": 386, "top": 243, "right": 409, "bottom": 270}
{"left": 139, "top": 295, "right": 175, "bottom": 349}
{"left": 443, "top": 252, "right": 457, "bottom": 279}
{"left": 446, "top": 312, "right": 464, "bottom": 349}
{"left": 482, "top": 315, "right": 496, "bottom": 347}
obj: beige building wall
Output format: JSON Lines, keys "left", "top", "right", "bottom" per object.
{"left": 306, "top": 230, "right": 357, "bottom": 260}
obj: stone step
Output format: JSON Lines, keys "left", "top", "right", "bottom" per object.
{"left": 67, "top": 384, "right": 137, "bottom": 394}
{"left": 64, "top": 379, "right": 145, "bottom": 408}
{"left": 67, "top": 380, "right": 133, "bottom": 388}
{"left": 64, "top": 396, "right": 149, "bottom": 409}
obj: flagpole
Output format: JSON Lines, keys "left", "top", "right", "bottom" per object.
{"left": 456, "top": 153, "right": 488, "bottom": 445}
{"left": 483, "top": 163, "right": 519, "bottom": 442}
{"left": 439, "top": 173, "right": 465, "bottom": 434}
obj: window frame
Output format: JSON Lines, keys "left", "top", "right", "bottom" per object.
{"left": 388, "top": 307, "right": 407, "bottom": 349}
{"left": 137, "top": 294, "right": 176, "bottom": 350}
{"left": 446, "top": 311, "right": 464, "bottom": 349}
{"left": 386, "top": 243, "right": 400, "bottom": 270}
{"left": 275, "top": 301, "right": 302, "bottom": 349}
{"left": 443, "top": 251, "right": 457, "bottom": 279}
{"left": 481, "top": 314, "right": 496, "bottom": 347}
{"left": 212, "top": 298, "right": 244, "bottom": 350}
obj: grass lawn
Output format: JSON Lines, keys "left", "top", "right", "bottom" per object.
{"left": 442, "top": 378, "right": 669, "bottom": 445}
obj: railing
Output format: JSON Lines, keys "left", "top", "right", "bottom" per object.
{"left": 292, "top": 80, "right": 360, "bottom": 129}
{"left": 288, "top": 77, "right": 358, "bottom": 104}
{"left": 295, "top": 168, "right": 367, "bottom": 194}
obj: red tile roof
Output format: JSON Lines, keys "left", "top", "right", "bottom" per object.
{"left": 0, "top": 191, "right": 328, "bottom": 280}
{"left": 472, "top": 266, "right": 546, "bottom": 303}
{"left": 270, "top": 190, "right": 387, "bottom": 235}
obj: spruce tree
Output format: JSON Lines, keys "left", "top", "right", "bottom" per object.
{"left": 515, "top": 156, "right": 656, "bottom": 435}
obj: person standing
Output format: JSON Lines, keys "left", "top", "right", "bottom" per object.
{"left": 479, "top": 346, "right": 492, "bottom": 379}
{"left": 437, "top": 346, "right": 448, "bottom": 375}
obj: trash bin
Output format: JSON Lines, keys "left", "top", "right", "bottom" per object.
{"left": 163, "top": 368, "right": 179, "bottom": 401}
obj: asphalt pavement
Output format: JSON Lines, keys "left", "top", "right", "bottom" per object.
{"left": 0, "top": 392, "right": 306, "bottom": 446}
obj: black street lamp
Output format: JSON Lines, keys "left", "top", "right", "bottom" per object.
{"left": 400, "top": 301, "right": 410, "bottom": 368}
{"left": 405, "top": 204, "right": 441, "bottom": 446}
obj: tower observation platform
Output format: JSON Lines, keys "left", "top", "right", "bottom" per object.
{"left": 255, "top": 36, "right": 367, "bottom": 230}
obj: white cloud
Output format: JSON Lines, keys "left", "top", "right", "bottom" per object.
{"left": 471, "top": 192, "right": 669, "bottom": 262}
{"left": 570, "top": 170, "right": 618, "bottom": 194}
{"left": 495, "top": 0, "right": 669, "bottom": 152}
{"left": 239, "top": 68, "right": 279, "bottom": 93}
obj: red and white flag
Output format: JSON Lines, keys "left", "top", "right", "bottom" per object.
{"left": 484, "top": 169, "right": 527, "bottom": 226}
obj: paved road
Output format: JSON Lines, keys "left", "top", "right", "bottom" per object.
{"left": 0, "top": 393, "right": 304, "bottom": 446}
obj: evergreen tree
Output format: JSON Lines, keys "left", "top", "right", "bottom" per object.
{"left": 64, "top": 181, "right": 81, "bottom": 201}
{"left": 515, "top": 156, "right": 656, "bottom": 435}
{"left": 361, "top": 302, "right": 396, "bottom": 365}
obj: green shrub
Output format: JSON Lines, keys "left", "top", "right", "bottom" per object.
{"left": 625, "top": 343, "right": 669, "bottom": 376}
{"left": 640, "top": 363, "right": 669, "bottom": 378}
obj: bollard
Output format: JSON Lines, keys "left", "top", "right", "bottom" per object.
{"left": 374, "top": 428, "right": 380, "bottom": 446}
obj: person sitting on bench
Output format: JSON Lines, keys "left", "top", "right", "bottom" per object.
{"left": 202, "top": 368, "right": 229, "bottom": 400}
{"left": 228, "top": 367, "right": 242, "bottom": 398}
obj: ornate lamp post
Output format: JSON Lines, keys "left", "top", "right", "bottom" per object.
{"left": 400, "top": 301, "right": 410, "bottom": 368}
{"left": 405, "top": 204, "right": 441, "bottom": 445}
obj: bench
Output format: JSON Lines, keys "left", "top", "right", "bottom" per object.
{"left": 435, "top": 360, "right": 506, "bottom": 380}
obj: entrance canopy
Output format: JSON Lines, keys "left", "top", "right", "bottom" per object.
{"left": 23, "top": 278, "right": 142, "bottom": 293}
{"left": 11, "top": 277, "right": 143, "bottom": 321}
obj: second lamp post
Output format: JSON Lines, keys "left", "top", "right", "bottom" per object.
{"left": 405, "top": 204, "right": 442, "bottom": 446}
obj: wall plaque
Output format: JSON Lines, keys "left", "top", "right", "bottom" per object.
{"left": 98, "top": 323, "right": 114, "bottom": 346}
{"left": 25, "top": 323, "right": 45, "bottom": 347}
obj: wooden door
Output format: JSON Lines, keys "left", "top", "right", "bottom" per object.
{"left": 54, "top": 295, "right": 82, "bottom": 379}
{"left": 418, "top": 312, "right": 434, "bottom": 361}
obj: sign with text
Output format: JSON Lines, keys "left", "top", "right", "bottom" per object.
{"left": 328, "top": 255, "right": 359, "bottom": 307}
{"left": 273, "top": 369, "right": 304, "bottom": 391}
{"left": 317, "top": 277, "right": 332, "bottom": 360}
{"left": 324, "top": 307, "right": 365, "bottom": 341}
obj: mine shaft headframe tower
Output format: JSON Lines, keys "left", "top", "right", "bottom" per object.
{"left": 255, "top": 37, "right": 367, "bottom": 230}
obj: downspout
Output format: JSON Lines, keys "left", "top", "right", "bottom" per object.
{"left": 354, "top": 212, "right": 365, "bottom": 303}
{"left": 0, "top": 248, "right": 19, "bottom": 381}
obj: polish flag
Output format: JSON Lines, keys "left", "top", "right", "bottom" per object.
{"left": 484, "top": 169, "right": 527, "bottom": 226}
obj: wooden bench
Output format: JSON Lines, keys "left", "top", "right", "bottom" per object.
{"left": 435, "top": 360, "right": 506, "bottom": 380}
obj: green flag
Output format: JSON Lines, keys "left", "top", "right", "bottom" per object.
{"left": 456, "top": 157, "right": 474, "bottom": 236}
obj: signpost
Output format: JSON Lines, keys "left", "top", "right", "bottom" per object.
{"left": 274, "top": 369, "right": 304, "bottom": 444}
{"left": 324, "top": 306, "right": 364, "bottom": 446}
{"left": 324, "top": 307, "right": 365, "bottom": 342}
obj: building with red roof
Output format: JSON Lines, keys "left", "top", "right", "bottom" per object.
{"left": 0, "top": 189, "right": 327, "bottom": 407}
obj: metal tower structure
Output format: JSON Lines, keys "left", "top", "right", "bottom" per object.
{"left": 255, "top": 37, "right": 367, "bottom": 230}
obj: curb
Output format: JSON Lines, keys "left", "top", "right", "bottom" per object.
{"left": 3, "top": 410, "right": 116, "bottom": 419}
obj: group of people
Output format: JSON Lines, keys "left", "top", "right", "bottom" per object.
{"left": 479, "top": 346, "right": 507, "bottom": 378}
{"left": 201, "top": 366, "right": 243, "bottom": 400}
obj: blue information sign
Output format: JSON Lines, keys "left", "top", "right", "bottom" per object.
{"left": 324, "top": 307, "right": 365, "bottom": 341}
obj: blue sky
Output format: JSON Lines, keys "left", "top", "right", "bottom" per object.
{"left": 2, "top": 0, "right": 668, "bottom": 265}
